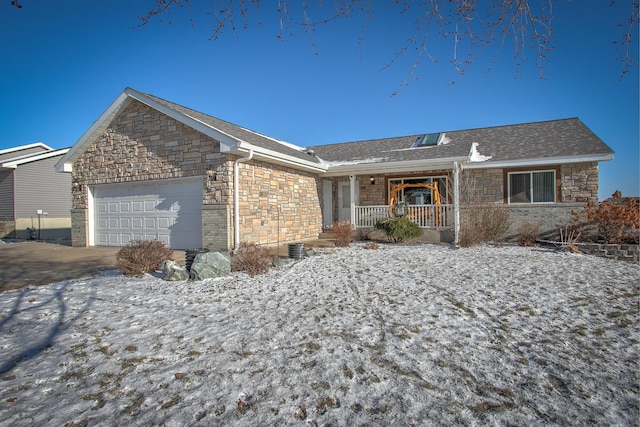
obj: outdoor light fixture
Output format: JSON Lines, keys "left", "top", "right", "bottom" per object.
{"left": 370, "top": 176, "right": 375, "bottom": 185}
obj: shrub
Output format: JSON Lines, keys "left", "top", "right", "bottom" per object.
{"left": 116, "top": 240, "right": 174, "bottom": 276}
{"left": 231, "top": 242, "right": 274, "bottom": 276}
{"left": 571, "top": 190, "right": 639, "bottom": 244}
{"left": 459, "top": 205, "right": 511, "bottom": 247}
{"left": 518, "top": 223, "right": 540, "bottom": 247}
{"left": 330, "top": 222, "right": 354, "bottom": 247}
{"left": 375, "top": 216, "right": 422, "bottom": 243}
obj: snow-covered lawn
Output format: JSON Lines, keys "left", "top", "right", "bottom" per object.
{"left": 0, "top": 244, "right": 638, "bottom": 426}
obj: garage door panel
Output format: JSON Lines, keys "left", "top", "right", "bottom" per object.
{"left": 94, "top": 179, "right": 203, "bottom": 249}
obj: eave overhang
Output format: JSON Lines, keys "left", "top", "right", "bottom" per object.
{"left": 321, "top": 156, "right": 469, "bottom": 177}
{"left": 461, "top": 152, "right": 614, "bottom": 169}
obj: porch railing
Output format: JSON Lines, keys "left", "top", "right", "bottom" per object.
{"left": 354, "top": 204, "right": 454, "bottom": 229}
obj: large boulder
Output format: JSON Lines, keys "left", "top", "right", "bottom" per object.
{"left": 190, "top": 251, "right": 231, "bottom": 280}
{"left": 161, "top": 260, "right": 189, "bottom": 281}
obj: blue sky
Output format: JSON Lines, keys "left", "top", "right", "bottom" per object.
{"left": 1, "top": 1, "right": 638, "bottom": 199}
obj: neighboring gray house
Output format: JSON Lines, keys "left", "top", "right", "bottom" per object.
{"left": 0, "top": 143, "right": 71, "bottom": 240}
{"left": 56, "top": 88, "right": 614, "bottom": 250}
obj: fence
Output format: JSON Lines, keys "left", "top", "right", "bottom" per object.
{"left": 354, "top": 204, "right": 454, "bottom": 229}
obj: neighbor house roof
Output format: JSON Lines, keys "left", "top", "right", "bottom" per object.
{"left": 56, "top": 88, "right": 324, "bottom": 173}
{"left": 309, "top": 118, "right": 614, "bottom": 175}
{"left": 1, "top": 148, "right": 70, "bottom": 170}
{"left": 0, "top": 142, "right": 52, "bottom": 162}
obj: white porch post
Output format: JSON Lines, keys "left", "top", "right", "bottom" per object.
{"left": 453, "top": 161, "right": 461, "bottom": 246}
{"left": 349, "top": 174, "right": 356, "bottom": 228}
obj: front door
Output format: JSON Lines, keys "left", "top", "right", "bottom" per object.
{"left": 338, "top": 181, "right": 357, "bottom": 222}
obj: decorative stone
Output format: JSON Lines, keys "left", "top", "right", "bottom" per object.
{"left": 161, "top": 260, "right": 189, "bottom": 281}
{"left": 189, "top": 252, "right": 231, "bottom": 280}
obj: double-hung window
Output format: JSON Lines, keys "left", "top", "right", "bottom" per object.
{"left": 508, "top": 170, "right": 556, "bottom": 203}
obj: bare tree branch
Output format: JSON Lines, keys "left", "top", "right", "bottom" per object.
{"left": 130, "top": 1, "right": 640, "bottom": 86}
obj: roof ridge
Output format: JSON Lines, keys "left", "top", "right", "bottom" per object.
{"left": 311, "top": 118, "right": 581, "bottom": 148}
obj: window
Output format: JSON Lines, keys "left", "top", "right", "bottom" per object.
{"left": 388, "top": 176, "right": 448, "bottom": 205}
{"left": 508, "top": 170, "right": 556, "bottom": 203}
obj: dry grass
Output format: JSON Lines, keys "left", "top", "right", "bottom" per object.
{"left": 517, "top": 223, "right": 540, "bottom": 247}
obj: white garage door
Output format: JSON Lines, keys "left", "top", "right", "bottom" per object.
{"left": 93, "top": 179, "right": 203, "bottom": 250}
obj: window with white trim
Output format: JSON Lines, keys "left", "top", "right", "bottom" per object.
{"left": 508, "top": 170, "right": 556, "bottom": 203}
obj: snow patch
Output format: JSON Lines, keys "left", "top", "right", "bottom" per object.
{"left": 0, "top": 245, "right": 637, "bottom": 426}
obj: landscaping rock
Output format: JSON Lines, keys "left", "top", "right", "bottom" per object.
{"left": 162, "top": 260, "right": 189, "bottom": 281}
{"left": 189, "top": 252, "right": 231, "bottom": 280}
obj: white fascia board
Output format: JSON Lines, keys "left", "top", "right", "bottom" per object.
{"left": 55, "top": 91, "right": 133, "bottom": 173}
{"left": 322, "top": 156, "right": 468, "bottom": 177}
{"left": 230, "top": 143, "right": 328, "bottom": 173}
{"left": 0, "top": 142, "right": 52, "bottom": 156}
{"left": 462, "top": 153, "right": 614, "bottom": 169}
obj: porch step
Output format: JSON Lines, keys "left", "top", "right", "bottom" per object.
{"left": 318, "top": 232, "right": 337, "bottom": 239}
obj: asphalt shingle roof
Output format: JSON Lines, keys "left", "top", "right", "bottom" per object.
{"left": 308, "top": 118, "right": 613, "bottom": 164}
{"left": 144, "top": 92, "right": 322, "bottom": 165}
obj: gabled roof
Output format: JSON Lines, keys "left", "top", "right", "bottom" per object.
{"left": 1, "top": 148, "right": 70, "bottom": 170}
{"left": 56, "top": 88, "right": 324, "bottom": 173}
{"left": 55, "top": 88, "right": 614, "bottom": 176}
{"left": 310, "top": 118, "right": 614, "bottom": 174}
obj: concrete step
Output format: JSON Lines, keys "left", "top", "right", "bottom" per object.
{"left": 318, "top": 232, "right": 337, "bottom": 239}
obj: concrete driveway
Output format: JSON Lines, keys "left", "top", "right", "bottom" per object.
{"left": 0, "top": 241, "right": 185, "bottom": 292}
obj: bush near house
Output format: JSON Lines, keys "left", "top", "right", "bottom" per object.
{"left": 375, "top": 216, "right": 422, "bottom": 243}
{"left": 231, "top": 242, "right": 274, "bottom": 276}
{"left": 116, "top": 240, "right": 174, "bottom": 276}
{"left": 330, "top": 222, "right": 354, "bottom": 247}
{"left": 459, "top": 205, "right": 511, "bottom": 247}
{"left": 571, "top": 190, "right": 639, "bottom": 244}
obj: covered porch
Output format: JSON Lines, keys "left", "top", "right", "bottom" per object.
{"left": 322, "top": 160, "right": 464, "bottom": 243}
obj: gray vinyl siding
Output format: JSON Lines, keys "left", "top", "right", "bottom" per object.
{"left": 14, "top": 156, "right": 71, "bottom": 218}
{"left": 0, "top": 170, "right": 15, "bottom": 220}
{"left": 0, "top": 146, "right": 48, "bottom": 162}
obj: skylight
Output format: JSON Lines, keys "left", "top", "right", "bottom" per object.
{"left": 413, "top": 133, "right": 441, "bottom": 148}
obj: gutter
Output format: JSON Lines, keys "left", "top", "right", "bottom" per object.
{"left": 462, "top": 153, "right": 614, "bottom": 169}
{"left": 233, "top": 149, "right": 254, "bottom": 252}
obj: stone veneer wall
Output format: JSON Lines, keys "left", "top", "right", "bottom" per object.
{"left": 461, "top": 162, "right": 599, "bottom": 204}
{"left": 560, "top": 162, "right": 599, "bottom": 202}
{"left": 236, "top": 159, "right": 323, "bottom": 245}
{"left": 70, "top": 100, "right": 232, "bottom": 247}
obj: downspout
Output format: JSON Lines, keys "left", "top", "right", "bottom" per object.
{"left": 233, "top": 149, "right": 253, "bottom": 252}
{"left": 453, "top": 161, "right": 461, "bottom": 247}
